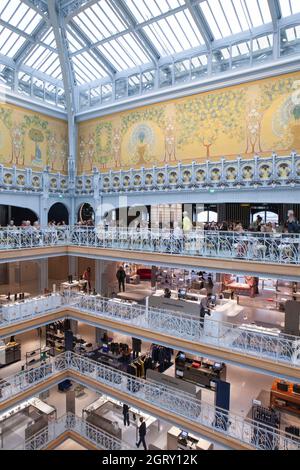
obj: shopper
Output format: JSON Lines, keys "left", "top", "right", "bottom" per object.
{"left": 116, "top": 265, "right": 126, "bottom": 292}
{"left": 286, "top": 210, "right": 299, "bottom": 233}
{"left": 136, "top": 417, "right": 147, "bottom": 450}
{"left": 200, "top": 294, "right": 212, "bottom": 329}
{"left": 122, "top": 403, "right": 130, "bottom": 426}
{"left": 83, "top": 266, "right": 91, "bottom": 292}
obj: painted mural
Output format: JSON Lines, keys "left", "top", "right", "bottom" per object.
{"left": 78, "top": 72, "right": 300, "bottom": 173}
{"left": 0, "top": 103, "right": 68, "bottom": 172}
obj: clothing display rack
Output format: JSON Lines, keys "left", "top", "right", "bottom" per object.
{"left": 251, "top": 404, "right": 280, "bottom": 450}
{"left": 150, "top": 344, "right": 173, "bottom": 373}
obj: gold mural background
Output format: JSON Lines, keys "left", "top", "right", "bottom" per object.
{"left": 78, "top": 71, "right": 300, "bottom": 173}
{"left": 0, "top": 102, "right": 68, "bottom": 173}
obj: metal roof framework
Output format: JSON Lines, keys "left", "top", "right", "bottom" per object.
{"left": 0, "top": 0, "right": 299, "bottom": 114}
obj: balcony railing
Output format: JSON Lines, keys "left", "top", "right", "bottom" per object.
{"left": 0, "top": 293, "right": 299, "bottom": 370}
{"left": 0, "top": 165, "right": 69, "bottom": 194}
{"left": 0, "top": 352, "right": 299, "bottom": 451}
{"left": 10, "top": 412, "right": 129, "bottom": 450}
{"left": 76, "top": 153, "right": 300, "bottom": 195}
{"left": 1, "top": 226, "right": 299, "bottom": 266}
{"left": 0, "top": 154, "right": 299, "bottom": 196}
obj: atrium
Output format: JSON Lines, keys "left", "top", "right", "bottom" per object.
{"left": 0, "top": 0, "right": 300, "bottom": 454}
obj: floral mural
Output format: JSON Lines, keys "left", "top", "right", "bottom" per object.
{"left": 0, "top": 103, "right": 68, "bottom": 172}
{"left": 77, "top": 71, "right": 300, "bottom": 173}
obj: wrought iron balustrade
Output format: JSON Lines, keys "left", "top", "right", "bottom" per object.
{"left": 0, "top": 165, "right": 69, "bottom": 194}
{"left": 76, "top": 153, "right": 300, "bottom": 195}
{"left": 1, "top": 292, "right": 300, "bottom": 369}
{"left": 0, "top": 351, "right": 299, "bottom": 451}
{"left": 1, "top": 225, "right": 300, "bottom": 266}
{"left": 10, "top": 412, "right": 129, "bottom": 450}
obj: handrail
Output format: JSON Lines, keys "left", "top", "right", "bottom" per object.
{"left": 0, "top": 351, "right": 299, "bottom": 451}
{"left": 1, "top": 292, "right": 299, "bottom": 369}
{"left": 10, "top": 412, "right": 130, "bottom": 450}
{"left": 0, "top": 226, "right": 300, "bottom": 266}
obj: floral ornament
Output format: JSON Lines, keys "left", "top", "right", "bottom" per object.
{"left": 4, "top": 173, "right": 12, "bottom": 184}
{"left": 17, "top": 175, "right": 25, "bottom": 186}
{"left": 183, "top": 171, "right": 191, "bottom": 183}
{"left": 145, "top": 174, "right": 153, "bottom": 185}
{"left": 32, "top": 176, "right": 41, "bottom": 188}
{"left": 196, "top": 169, "right": 206, "bottom": 181}
{"left": 226, "top": 167, "right": 237, "bottom": 180}
{"left": 277, "top": 163, "right": 291, "bottom": 178}
{"left": 113, "top": 177, "right": 120, "bottom": 188}
{"left": 134, "top": 175, "right": 141, "bottom": 186}
{"left": 211, "top": 168, "right": 220, "bottom": 181}
{"left": 123, "top": 176, "right": 130, "bottom": 187}
{"left": 169, "top": 171, "right": 178, "bottom": 183}
{"left": 242, "top": 165, "right": 254, "bottom": 180}
{"left": 157, "top": 172, "right": 165, "bottom": 184}
{"left": 259, "top": 164, "right": 271, "bottom": 179}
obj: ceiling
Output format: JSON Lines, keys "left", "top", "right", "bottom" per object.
{"left": 0, "top": 0, "right": 299, "bottom": 111}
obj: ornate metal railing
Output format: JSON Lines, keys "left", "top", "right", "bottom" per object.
{"left": 0, "top": 352, "right": 299, "bottom": 450}
{"left": 76, "top": 153, "right": 300, "bottom": 195}
{"left": 70, "top": 227, "right": 300, "bottom": 265}
{"left": 10, "top": 412, "right": 129, "bottom": 450}
{"left": 0, "top": 165, "right": 69, "bottom": 194}
{"left": 1, "top": 225, "right": 300, "bottom": 266}
{"left": 0, "top": 154, "right": 299, "bottom": 196}
{"left": 1, "top": 293, "right": 299, "bottom": 369}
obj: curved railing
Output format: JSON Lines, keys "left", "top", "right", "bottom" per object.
{"left": 11, "top": 412, "right": 130, "bottom": 450}
{"left": 0, "top": 352, "right": 299, "bottom": 451}
{"left": 0, "top": 226, "right": 300, "bottom": 266}
{"left": 1, "top": 293, "right": 299, "bottom": 369}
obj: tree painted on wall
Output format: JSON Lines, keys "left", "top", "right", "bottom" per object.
{"left": 95, "top": 122, "right": 112, "bottom": 169}
{"left": 175, "top": 89, "right": 245, "bottom": 158}
{"left": 0, "top": 107, "right": 25, "bottom": 165}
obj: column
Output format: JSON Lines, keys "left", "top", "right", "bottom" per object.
{"left": 68, "top": 256, "right": 78, "bottom": 278}
{"left": 95, "top": 260, "right": 117, "bottom": 296}
{"left": 38, "top": 259, "right": 48, "bottom": 293}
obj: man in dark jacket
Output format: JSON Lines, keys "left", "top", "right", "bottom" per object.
{"left": 136, "top": 417, "right": 147, "bottom": 450}
{"left": 122, "top": 403, "right": 130, "bottom": 426}
{"left": 116, "top": 266, "right": 126, "bottom": 292}
{"left": 287, "top": 210, "right": 299, "bottom": 233}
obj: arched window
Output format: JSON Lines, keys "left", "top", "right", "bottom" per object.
{"left": 197, "top": 210, "right": 218, "bottom": 223}
{"left": 252, "top": 211, "right": 278, "bottom": 224}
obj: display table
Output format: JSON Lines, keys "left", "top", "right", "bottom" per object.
{"left": 226, "top": 282, "right": 252, "bottom": 297}
{"left": 270, "top": 380, "right": 300, "bottom": 415}
{"left": 61, "top": 281, "right": 80, "bottom": 291}
{"left": 167, "top": 426, "right": 213, "bottom": 450}
{"left": 1, "top": 294, "right": 62, "bottom": 322}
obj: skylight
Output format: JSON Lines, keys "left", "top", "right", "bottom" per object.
{"left": 279, "top": 0, "right": 300, "bottom": 17}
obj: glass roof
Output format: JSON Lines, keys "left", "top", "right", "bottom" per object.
{"left": 0, "top": 0, "right": 299, "bottom": 103}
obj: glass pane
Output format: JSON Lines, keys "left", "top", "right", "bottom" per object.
{"left": 279, "top": 0, "right": 300, "bottom": 17}
{"left": 280, "top": 24, "right": 300, "bottom": 56}
{"left": 115, "top": 78, "right": 127, "bottom": 100}
{"left": 32, "top": 77, "right": 44, "bottom": 100}
{"left": 231, "top": 40, "right": 251, "bottom": 70}
{"left": 212, "top": 48, "right": 230, "bottom": 74}
{"left": 90, "top": 86, "right": 101, "bottom": 107}
{"left": 128, "top": 74, "right": 140, "bottom": 96}
{"left": 252, "top": 34, "right": 273, "bottom": 64}
{"left": 79, "top": 89, "right": 89, "bottom": 109}
{"left": 174, "top": 59, "right": 190, "bottom": 84}
{"left": 0, "top": 64, "right": 14, "bottom": 89}
{"left": 142, "top": 70, "right": 155, "bottom": 93}
{"left": 45, "top": 82, "right": 56, "bottom": 105}
{"left": 191, "top": 54, "right": 208, "bottom": 80}
{"left": 57, "top": 88, "right": 66, "bottom": 108}
{"left": 101, "top": 83, "right": 113, "bottom": 103}
{"left": 18, "top": 72, "right": 31, "bottom": 96}
{"left": 159, "top": 65, "right": 172, "bottom": 88}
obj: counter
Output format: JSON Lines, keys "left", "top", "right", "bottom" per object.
{"left": 167, "top": 426, "right": 213, "bottom": 450}
{"left": 1, "top": 294, "right": 62, "bottom": 322}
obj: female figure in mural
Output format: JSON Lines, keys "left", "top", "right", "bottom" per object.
{"left": 135, "top": 130, "right": 149, "bottom": 166}
{"left": 29, "top": 128, "right": 44, "bottom": 166}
